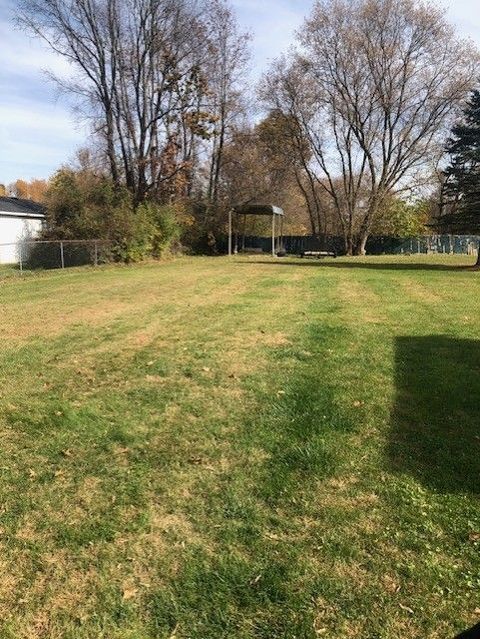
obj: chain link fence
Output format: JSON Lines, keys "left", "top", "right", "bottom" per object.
{"left": 0, "top": 240, "right": 112, "bottom": 276}
{"left": 240, "top": 234, "right": 480, "bottom": 256}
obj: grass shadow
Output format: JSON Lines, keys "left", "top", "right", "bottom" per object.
{"left": 454, "top": 622, "right": 480, "bottom": 638}
{"left": 389, "top": 336, "right": 480, "bottom": 494}
{"left": 235, "top": 259, "right": 475, "bottom": 272}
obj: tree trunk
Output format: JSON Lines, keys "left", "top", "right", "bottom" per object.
{"left": 345, "top": 234, "right": 354, "bottom": 256}
{"left": 354, "top": 233, "right": 368, "bottom": 256}
{"left": 319, "top": 232, "right": 328, "bottom": 251}
{"left": 476, "top": 242, "right": 480, "bottom": 267}
{"left": 105, "top": 107, "right": 119, "bottom": 187}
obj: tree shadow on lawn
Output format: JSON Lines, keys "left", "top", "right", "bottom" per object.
{"left": 454, "top": 622, "right": 480, "bottom": 638}
{"left": 389, "top": 336, "right": 480, "bottom": 494}
{"left": 236, "top": 259, "right": 475, "bottom": 272}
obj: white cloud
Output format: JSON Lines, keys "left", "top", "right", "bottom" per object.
{"left": 436, "top": 0, "right": 480, "bottom": 40}
{"left": 0, "top": 5, "right": 86, "bottom": 184}
{"left": 0, "top": 26, "right": 74, "bottom": 81}
{"left": 0, "top": 101, "right": 87, "bottom": 183}
{"left": 0, "top": 104, "right": 81, "bottom": 139}
{"left": 232, "top": 0, "right": 309, "bottom": 75}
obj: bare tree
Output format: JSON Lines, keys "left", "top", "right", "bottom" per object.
{"left": 258, "top": 71, "right": 331, "bottom": 244}
{"left": 263, "top": 0, "right": 478, "bottom": 254}
{"left": 17, "top": 0, "right": 232, "bottom": 205}
{"left": 204, "top": 0, "right": 250, "bottom": 210}
{"left": 220, "top": 122, "right": 312, "bottom": 235}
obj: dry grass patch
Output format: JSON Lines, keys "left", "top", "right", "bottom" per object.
{"left": 400, "top": 278, "right": 443, "bottom": 304}
{"left": 336, "top": 278, "right": 387, "bottom": 323}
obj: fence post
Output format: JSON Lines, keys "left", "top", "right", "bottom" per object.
{"left": 94, "top": 241, "right": 98, "bottom": 267}
{"left": 19, "top": 242, "right": 23, "bottom": 275}
{"left": 60, "top": 241, "right": 65, "bottom": 269}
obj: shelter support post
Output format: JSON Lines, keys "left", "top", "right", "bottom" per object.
{"left": 272, "top": 214, "right": 276, "bottom": 257}
{"left": 228, "top": 209, "right": 233, "bottom": 256}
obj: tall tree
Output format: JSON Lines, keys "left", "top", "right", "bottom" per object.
{"left": 444, "top": 92, "right": 480, "bottom": 224}
{"left": 204, "top": 0, "right": 250, "bottom": 211}
{"left": 8, "top": 179, "right": 29, "bottom": 199}
{"left": 220, "top": 120, "right": 312, "bottom": 234}
{"left": 257, "top": 107, "right": 330, "bottom": 243}
{"left": 440, "top": 90, "right": 480, "bottom": 265}
{"left": 17, "top": 0, "right": 241, "bottom": 206}
{"left": 6, "top": 179, "right": 48, "bottom": 201}
{"left": 262, "top": 0, "right": 477, "bottom": 254}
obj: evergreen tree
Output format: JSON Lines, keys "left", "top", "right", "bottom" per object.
{"left": 441, "top": 90, "right": 480, "bottom": 265}
{"left": 444, "top": 91, "right": 480, "bottom": 228}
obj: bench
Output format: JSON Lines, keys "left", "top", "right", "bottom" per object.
{"left": 238, "top": 247, "right": 264, "bottom": 254}
{"left": 300, "top": 251, "right": 337, "bottom": 259}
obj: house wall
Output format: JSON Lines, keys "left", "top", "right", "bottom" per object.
{"left": 0, "top": 216, "right": 44, "bottom": 264}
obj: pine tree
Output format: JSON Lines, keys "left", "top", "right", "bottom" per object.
{"left": 444, "top": 92, "right": 480, "bottom": 224}
{"left": 442, "top": 90, "right": 480, "bottom": 264}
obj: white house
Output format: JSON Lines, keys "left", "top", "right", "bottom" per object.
{"left": 0, "top": 197, "right": 45, "bottom": 264}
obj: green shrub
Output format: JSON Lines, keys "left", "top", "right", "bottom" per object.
{"left": 41, "top": 169, "right": 183, "bottom": 264}
{"left": 107, "top": 202, "right": 154, "bottom": 263}
{"left": 142, "top": 203, "right": 182, "bottom": 257}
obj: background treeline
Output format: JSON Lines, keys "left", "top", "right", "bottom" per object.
{"left": 10, "top": 0, "right": 480, "bottom": 259}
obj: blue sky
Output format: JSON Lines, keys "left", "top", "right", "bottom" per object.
{"left": 1, "top": 0, "right": 479, "bottom": 186}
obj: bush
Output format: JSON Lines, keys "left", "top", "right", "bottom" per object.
{"left": 107, "top": 202, "right": 153, "bottom": 263}
{"left": 140, "top": 203, "right": 182, "bottom": 258}
{"left": 41, "top": 169, "right": 183, "bottom": 264}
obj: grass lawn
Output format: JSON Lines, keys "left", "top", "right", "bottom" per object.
{"left": 0, "top": 264, "right": 19, "bottom": 279}
{"left": 1, "top": 254, "right": 479, "bottom": 638}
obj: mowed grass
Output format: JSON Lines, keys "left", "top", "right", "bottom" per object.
{"left": 0, "top": 255, "right": 479, "bottom": 638}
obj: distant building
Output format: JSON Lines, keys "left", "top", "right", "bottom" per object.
{"left": 0, "top": 197, "right": 45, "bottom": 264}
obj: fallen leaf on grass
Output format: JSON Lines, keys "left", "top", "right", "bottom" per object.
{"left": 399, "top": 603, "right": 414, "bottom": 615}
{"left": 122, "top": 587, "right": 137, "bottom": 601}
{"left": 145, "top": 375, "right": 165, "bottom": 383}
{"left": 265, "top": 532, "right": 281, "bottom": 541}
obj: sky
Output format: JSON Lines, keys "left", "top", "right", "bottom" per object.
{"left": 1, "top": 0, "right": 480, "bottom": 186}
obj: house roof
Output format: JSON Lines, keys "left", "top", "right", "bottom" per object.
{"left": 0, "top": 197, "right": 45, "bottom": 219}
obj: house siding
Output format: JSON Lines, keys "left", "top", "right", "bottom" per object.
{"left": 0, "top": 215, "right": 44, "bottom": 264}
